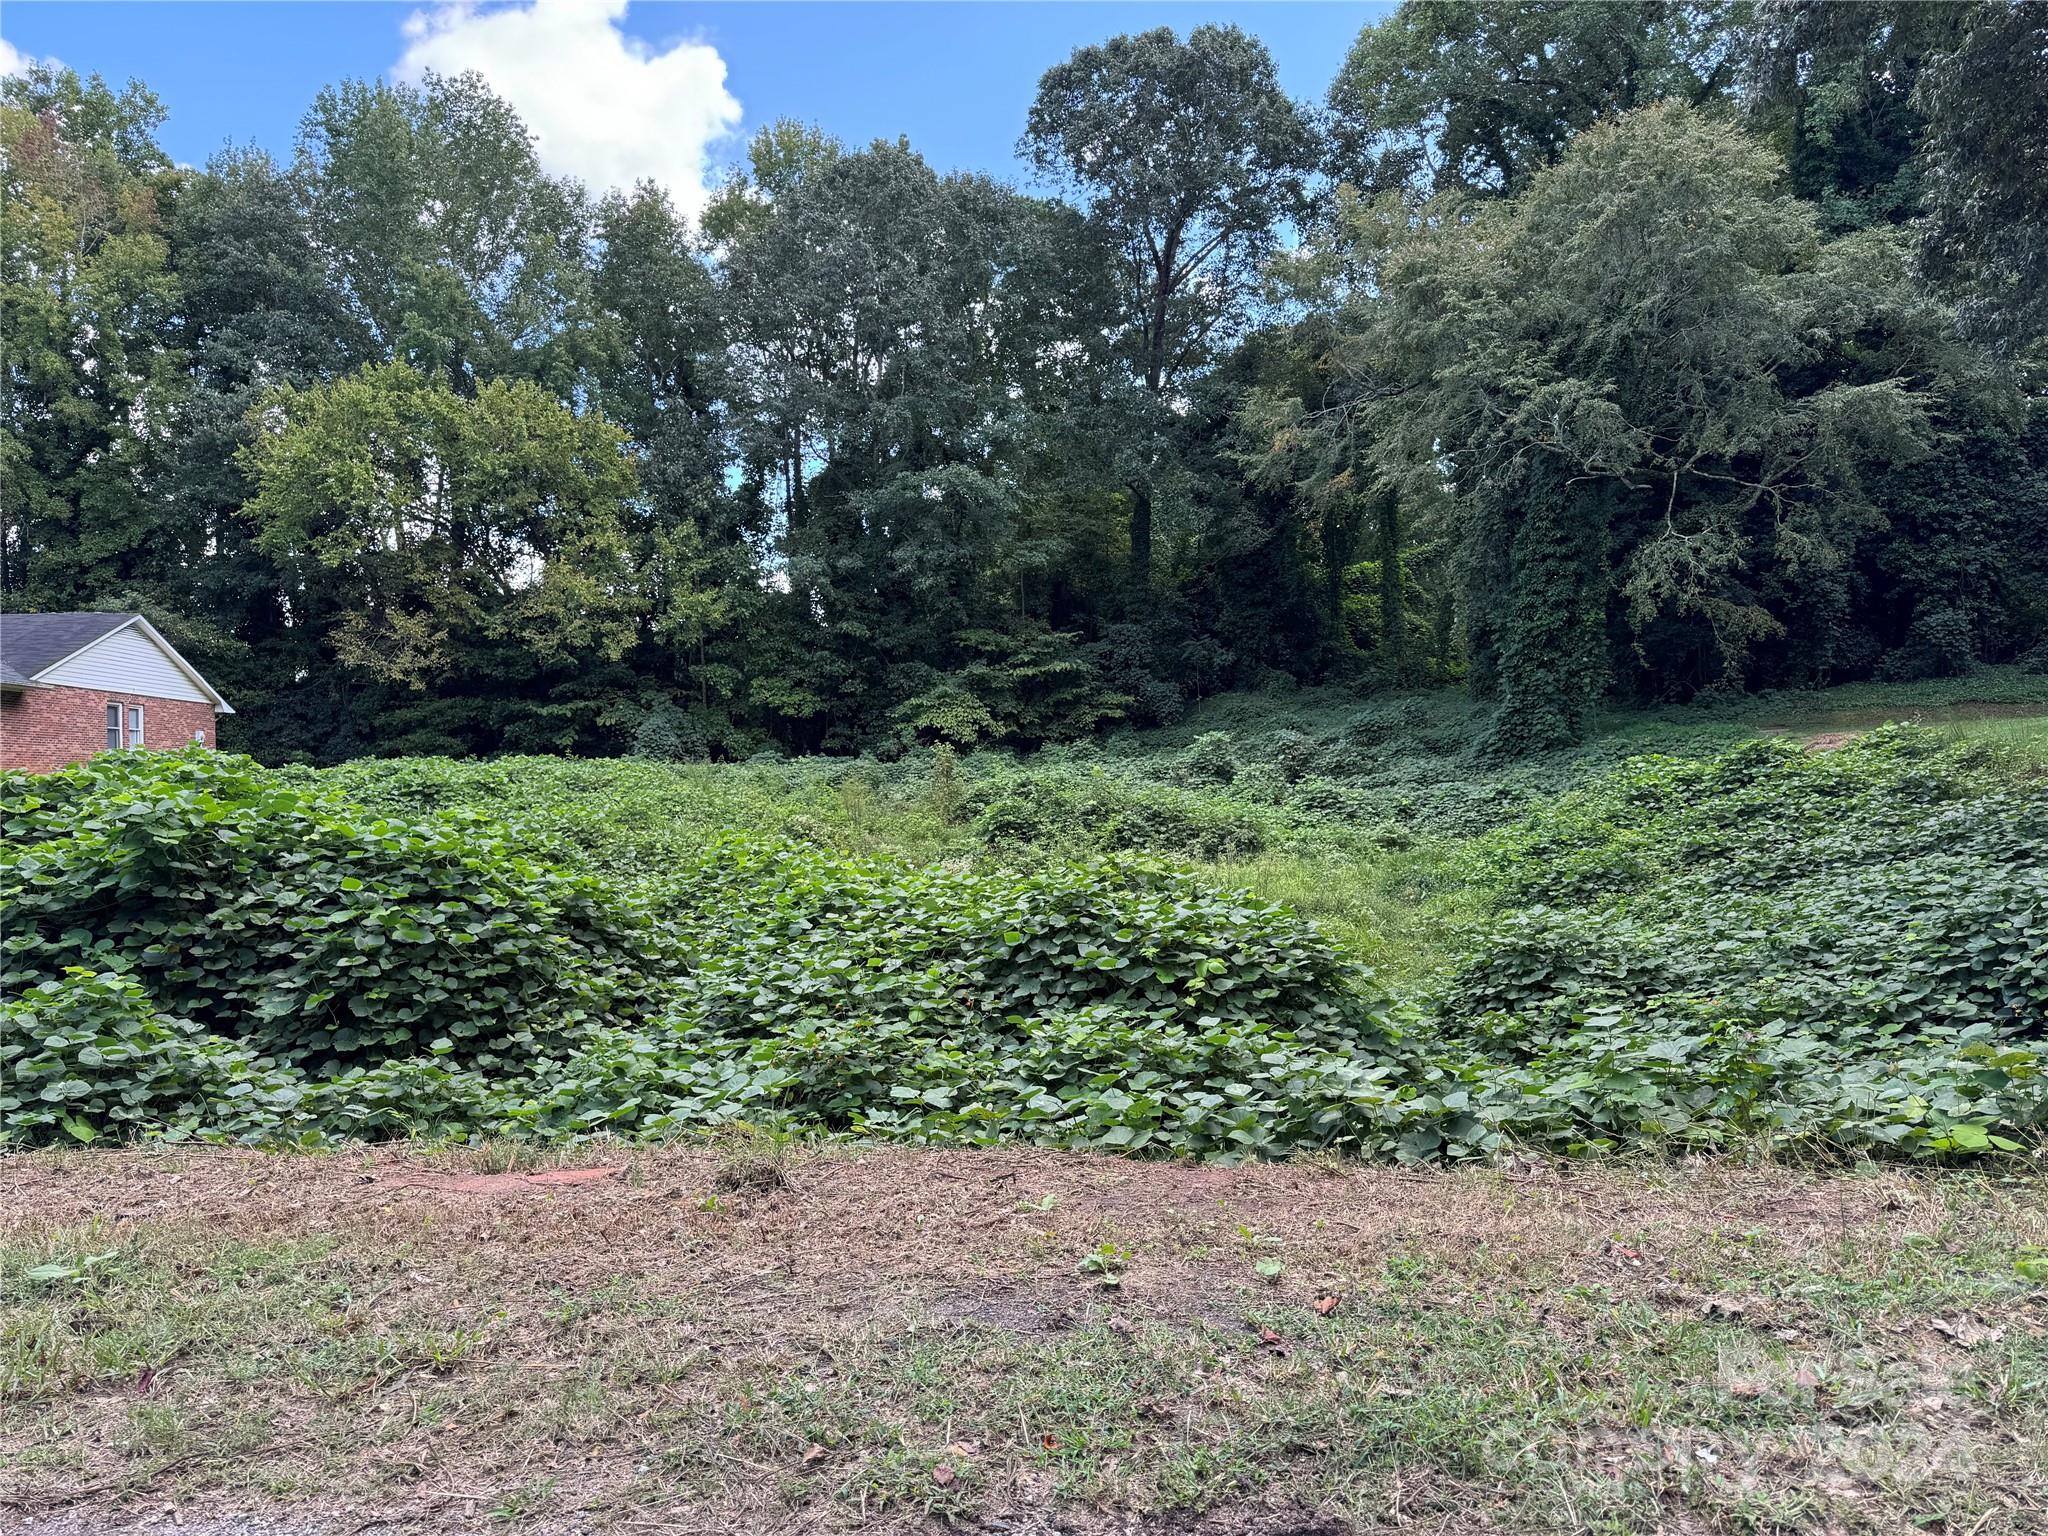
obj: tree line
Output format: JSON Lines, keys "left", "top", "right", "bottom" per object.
{"left": 4, "top": 0, "right": 2044, "bottom": 761}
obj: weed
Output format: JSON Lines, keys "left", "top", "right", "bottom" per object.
{"left": 1077, "top": 1243, "right": 1132, "bottom": 1288}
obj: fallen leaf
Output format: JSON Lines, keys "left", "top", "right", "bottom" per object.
{"left": 1312, "top": 1294, "right": 1340, "bottom": 1317}
{"left": 1728, "top": 1381, "right": 1764, "bottom": 1399}
{"left": 801, "top": 1444, "right": 827, "bottom": 1465}
{"left": 1041, "top": 1433, "right": 1057, "bottom": 1450}
{"left": 1256, "top": 1325, "right": 1286, "bottom": 1353}
{"left": 946, "top": 1441, "right": 978, "bottom": 1458}
{"left": 1930, "top": 1316, "right": 2003, "bottom": 1348}
{"left": 931, "top": 1465, "right": 957, "bottom": 1488}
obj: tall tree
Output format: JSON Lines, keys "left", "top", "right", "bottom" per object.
{"left": 1360, "top": 103, "right": 1990, "bottom": 747}
{"left": 1025, "top": 25, "right": 1317, "bottom": 589}
{"left": 721, "top": 139, "right": 1125, "bottom": 745}
{"left": 1, "top": 67, "right": 185, "bottom": 606}
{"left": 590, "top": 182, "right": 750, "bottom": 721}
{"left": 165, "top": 147, "right": 368, "bottom": 697}
{"left": 1327, "top": 1, "right": 1738, "bottom": 197}
{"left": 294, "top": 72, "right": 596, "bottom": 396}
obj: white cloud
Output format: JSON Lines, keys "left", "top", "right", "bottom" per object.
{"left": 397, "top": 0, "right": 740, "bottom": 219}
{"left": 1, "top": 37, "right": 58, "bottom": 77}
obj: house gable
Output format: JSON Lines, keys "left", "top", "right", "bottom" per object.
{"left": 33, "top": 618, "right": 234, "bottom": 713}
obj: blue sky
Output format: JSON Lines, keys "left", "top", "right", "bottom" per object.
{"left": 2, "top": 2, "right": 1391, "bottom": 212}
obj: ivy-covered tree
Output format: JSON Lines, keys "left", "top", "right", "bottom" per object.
{"left": 1916, "top": 0, "right": 2048, "bottom": 348}
{"left": 1363, "top": 103, "right": 1992, "bottom": 747}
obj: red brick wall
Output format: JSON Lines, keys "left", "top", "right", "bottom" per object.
{"left": 0, "top": 685, "right": 216, "bottom": 774}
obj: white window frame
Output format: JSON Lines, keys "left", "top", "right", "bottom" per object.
{"left": 127, "top": 704, "right": 145, "bottom": 748}
{"left": 105, "top": 702, "right": 122, "bottom": 750}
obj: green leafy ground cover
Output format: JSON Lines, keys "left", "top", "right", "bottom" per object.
{"left": 4, "top": 678, "right": 2045, "bottom": 1162}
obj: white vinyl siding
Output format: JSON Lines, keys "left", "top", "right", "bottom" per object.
{"left": 39, "top": 624, "right": 210, "bottom": 703}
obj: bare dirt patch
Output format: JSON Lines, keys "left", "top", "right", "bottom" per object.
{"left": 5, "top": 1145, "right": 2044, "bottom": 1535}
{"left": 1, "top": 1146, "right": 1946, "bottom": 1333}
{"left": 1801, "top": 729, "right": 1861, "bottom": 752}
{"left": 384, "top": 1165, "right": 628, "bottom": 1196}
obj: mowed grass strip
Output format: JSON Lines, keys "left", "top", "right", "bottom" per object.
{"left": 4, "top": 1144, "right": 2046, "bottom": 1536}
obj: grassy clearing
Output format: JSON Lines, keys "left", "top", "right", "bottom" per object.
{"left": 4, "top": 1144, "right": 2046, "bottom": 1535}
{"left": 313, "top": 668, "right": 2048, "bottom": 990}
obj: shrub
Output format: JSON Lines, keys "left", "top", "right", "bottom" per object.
{"left": 0, "top": 751, "right": 661, "bottom": 1069}
{"left": 631, "top": 699, "right": 712, "bottom": 762}
{"left": 1259, "top": 728, "right": 1322, "bottom": 783}
{"left": 660, "top": 839, "right": 1380, "bottom": 1047}
{"left": 1177, "top": 731, "right": 1241, "bottom": 785}
{"left": 966, "top": 772, "right": 1264, "bottom": 860}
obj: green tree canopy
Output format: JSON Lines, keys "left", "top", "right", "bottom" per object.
{"left": 240, "top": 361, "right": 639, "bottom": 700}
{"left": 1327, "top": 1, "right": 1738, "bottom": 197}
{"left": 294, "top": 72, "right": 596, "bottom": 394}
{"left": 1, "top": 67, "right": 185, "bottom": 607}
{"left": 1025, "top": 24, "right": 1319, "bottom": 587}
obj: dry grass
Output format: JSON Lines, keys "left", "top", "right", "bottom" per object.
{"left": 4, "top": 1143, "right": 2046, "bottom": 1535}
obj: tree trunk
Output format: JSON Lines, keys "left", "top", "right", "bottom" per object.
{"left": 1377, "top": 488, "right": 1405, "bottom": 679}
{"left": 1130, "top": 231, "right": 1178, "bottom": 592}
{"left": 1130, "top": 481, "right": 1153, "bottom": 592}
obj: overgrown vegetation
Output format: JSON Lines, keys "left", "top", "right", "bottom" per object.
{"left": 8, "top": 690, "right": 2044, "bottom": 1161}
{"left": 5, "top": 2, "right": 2047, "bottom": 1167}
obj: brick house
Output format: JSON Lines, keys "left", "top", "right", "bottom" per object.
{"left": 0, "top": 612, "right": 234, "bottom": 774}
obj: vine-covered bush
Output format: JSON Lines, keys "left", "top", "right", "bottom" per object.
{"left": 1445, "top": 729, "right": 2048, "bottom": 1038}
{"left": 1, "top": 751, "right": 662, "bottom": 1068}
{"left": 0, "top": 969, "right": 306, "bottom": 1144}
{"left": 661, "top": 839, "right": 1372, "bottom": 1041}
{"left": 967, "top": 772, "right": 1266, "bottom": 860}
{"left": 4, "top": 724, "right": 2044, "bottom": 1161}
{"left": 1409, "top": 729, "right": 2048, "bottom": 1157}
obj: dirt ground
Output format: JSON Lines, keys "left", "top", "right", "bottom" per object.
{"left": 5, "top": 1143, "right": 2045, "bottom": 1535}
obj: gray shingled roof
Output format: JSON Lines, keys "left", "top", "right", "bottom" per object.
{"left": 0, "top": 611, "right": 139, "bottom": 684}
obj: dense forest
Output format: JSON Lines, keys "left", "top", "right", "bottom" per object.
{"left": 4, "top": 0, "right": 2045, "bottom": 762}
